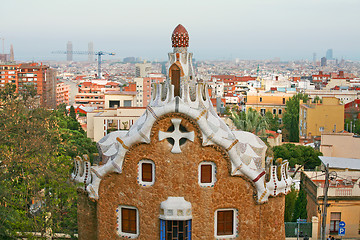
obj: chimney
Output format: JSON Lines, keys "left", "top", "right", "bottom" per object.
{"left": 319, "top": 71, "right": 323, "bottom": 75}
{"left": 275, "top": 76, "right": 279, "bottom": 81}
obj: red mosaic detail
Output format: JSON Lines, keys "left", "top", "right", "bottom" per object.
{"left": 253, "top": 171, "right": 265, "bottom": 183}
{"left": 172, "top": 24, "right": 189, "bottom": 47}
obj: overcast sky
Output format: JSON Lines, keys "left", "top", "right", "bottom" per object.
{"left": 1, "top": 0, "right": 360, "bottom": 62}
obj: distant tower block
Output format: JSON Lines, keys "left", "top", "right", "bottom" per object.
{"left": 88, "top": 42, "right": 94, "bottom": 62}
{"left": 326, "top": 49, "right": 333, "bottom": 60}
{"left": 67, "top": 41, "right": 73, "bottom": 61}
{"left": 313, "top": 52, "right": 316, "bottom": 63}
{"left": 10, "top": 44, "right": 14, "bottom": 62}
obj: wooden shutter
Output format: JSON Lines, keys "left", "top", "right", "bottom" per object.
{"left": 122, "top": 208, "right": 137, "bottom": 234}
{"left": 142, "top": 163, "right": 153, "bottom": 182}
{"left": 171, "top": 69, "right": 180, "bottom": 97}
{"left": 217, "top": 210, "right": 234, "bottom": 236}
{"left": 201, "top": 164, "right": 212, "bottom": 183}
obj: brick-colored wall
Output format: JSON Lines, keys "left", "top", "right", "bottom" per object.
{"left": 83, "top": 113, "right": 285, "bottom": 239}
{"left": 78, "top": 189, "right": 98, "bottom": 240}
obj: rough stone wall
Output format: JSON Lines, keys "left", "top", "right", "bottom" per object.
{"left": 77, "top": 189, "right": 98, "bottom": 240}
{"left": 96, "top": 113, "right": 285, "bottom": 239}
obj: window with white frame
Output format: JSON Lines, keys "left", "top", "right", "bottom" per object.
{"left": 273, "top": 108, "right": 277, "bottom": 115}
{"left": 214, "top": 209, "right": 238, "bottom": 238}
{"left": 117, "top": 206, "right": 139, "bottom": 238}
{"left": 198, "top": 162, "right": 216, "bottom": 187}
{"left": 138, "top": 160, "right": 155, "bottom": 186}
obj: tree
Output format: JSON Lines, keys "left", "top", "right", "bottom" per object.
{"left": 312, "top": 95, "right": 322, "bottom": 103}
{"left": 284, "top": 187, "right": 297, "bottom": 222}
{"left": 264, "top": 111, "right": 280, "bottom": 132}
{"left": 292, "top": 185, "right": 307, "bottom": 221}
{"left": 0, "top": 84, "right": 97, "bottom": 238}
{"left": 282, "top": 93, "right": 308, "bottom": 142}
{"left": 69, "top": 105, "right": 77, "bottom": 121}
{"left": 273, "top": 143, "right": 322, "bottom": 175}
{"left": 230, "top": 108, "right": 268, "bottom": 136}
{"left": 344, "top": 118, "right": 360, "bottom": 134}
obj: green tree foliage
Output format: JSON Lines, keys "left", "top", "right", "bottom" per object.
{"left": 312, "top": 95, "right": 322, "bottom": 103}
{"left": 282, "top": 93, "right": 308, "bottom": 142}
{"left": 0, "top": 84, "right": 97, "bottom": 238}
{"left": 284, "top": 187, "right": 297, "bottom": 222}
{"left": 230, "top": 108, "right": 268, "bottom": 136}
{"left": 273, "top": 143, "right": 322, "bottom": 170}
{"left": 264, "top": 111, "right": 280, "bottom": 131}
{"left": 69, "top": 105, "right": 77, "bottom": 121}
{"left": 292, "top": 185, "right": 307, "bottom": 222}
{"left": 344, "top": 118, "right": 360, "bottom": 134}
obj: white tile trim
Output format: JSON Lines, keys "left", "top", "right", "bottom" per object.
{"left": 214, "top": 208, "right": 238, "bottom": 239}
{"left": 117, "top": 205, "right": 139, "bottom": 239}
{"left": 137, "top": 159, "right": 155, "bottom": 186}
{"left": 198, "top": 161, "right": 217, "bottom": 187}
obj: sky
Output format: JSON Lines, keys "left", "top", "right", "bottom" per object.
{"left": 1, "top": 0, "right": 360, "bottom": 62}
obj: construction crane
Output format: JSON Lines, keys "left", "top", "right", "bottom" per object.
{"left": 52, "top": 50, "right": 115, "bottom": 79}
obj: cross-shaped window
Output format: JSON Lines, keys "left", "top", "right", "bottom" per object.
{"left": 159, "top": 118, "right": 194, "bottom": 153}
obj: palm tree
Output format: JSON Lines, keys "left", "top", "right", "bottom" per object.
{"left": 230, "top": 108, "right": 269, "bottom": 136}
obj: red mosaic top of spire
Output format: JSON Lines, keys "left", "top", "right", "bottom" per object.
{"left": 171, "top": 24, "right": 189, "bottom": 48}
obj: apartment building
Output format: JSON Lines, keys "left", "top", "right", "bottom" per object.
{"left": 245, "top": 90, "right": 294, "bottom": 120}
{"left": 344, "top": 99, "right": 360, "bottom": 119}
{"left": 135, "top": 61, "right": 151, "bottom": 77}
{"left": 134, "top": 75, "right": 165, "bottom": 106}
{"left": 104, "top": 91, "right": 136, "bottom": 108}
{"left": 302, "top": 157, "right": 360, "bottom": 239}
{"left": 86, "top": 107, "right": 146, "bottom": 142}
{"left": 0, "top": 62, "right": 57, "bottom": 108}
{"left": 56, "top": 81, "right": 70, "bottom": 106}
{"left": 75, "top": 80, "right": 121, "bottom": 109}
{"left": 320, "top": 132, "right": 360, "bottom": 159}
{"left": 305, "top": 90, "right": 359, "bottom": 105}
{"left": 299, "top": 97, "right": 344, "bottom": 139}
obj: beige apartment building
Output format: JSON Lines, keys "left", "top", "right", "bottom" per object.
{"left": 87, "top": 107, "right": 146, "bottom": 142}
{"left": 104, "top": 91, "right": 136, "bottom": 108}
{"left": 320, "top": 132, "right": 360, "bottom": 159}
{"left": 245, "top": 91, "right": 295, "bottom": 120}
{"left": 299, "top": 97, "right": 344, "bottom": 139}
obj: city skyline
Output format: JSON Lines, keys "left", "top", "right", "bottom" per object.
{"left": 1, "top": 0, "right": 360, "bottom": 61}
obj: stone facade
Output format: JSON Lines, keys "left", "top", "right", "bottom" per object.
{"left": 78, "top": 113, "right": 286, "bottom": 239}
{"left": 77, "top": 189, "right": 97, "bottom": 240}
{"left": 74, "top": 24, "right": 290, "bottom": 240}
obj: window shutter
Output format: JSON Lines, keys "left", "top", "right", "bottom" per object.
{"left": 201, "top": 165, "right": 212, "bottom": 183}
{"left": 142, "top": 163, "right": 153, "bottom": 182}
{"left": 217, "top": 210, "right": 233, "bottom": 236}
{"left": 122, "top": 208, "right": 137, "bottom": 234}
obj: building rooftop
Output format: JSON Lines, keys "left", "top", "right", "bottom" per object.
{"left": 319, "top": 156, "right": 360, "bottom": 170}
